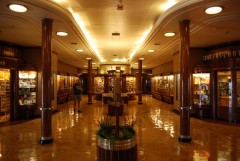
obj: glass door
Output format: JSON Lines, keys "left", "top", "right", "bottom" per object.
{"left": 0, "top": 68, "right": 10, "bottom": 123}
{"left": 217, "top": 71, "right": 232, "bottom": 107}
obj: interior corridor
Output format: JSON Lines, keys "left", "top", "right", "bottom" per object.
{"left": 0, "top": 95, "right": 240, "bottom": 161}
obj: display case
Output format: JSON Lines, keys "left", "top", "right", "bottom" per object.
{"left": 0, "top": 68, "right": 10, "bottom": 123}
{"left": 94, "top": 75, "right": 104, "bottom": 100}
{"left": 217, "top": 71, "right": 232, "bottom": 107}
{"left": 18, "top": 70, "right": 37, "bottom": 107}
{"left": 126, "top": 76, "right": 136, "bottom": 94}
{"left": 151, "top": 74, "right": 174, "bottom": 104}
{"left": 192, "top": 73, "right": 210, "bottom": 106}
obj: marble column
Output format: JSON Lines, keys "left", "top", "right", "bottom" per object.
{"left": 178, "top": 20, "right": 191, "bottom": 142}
{"left": 88, "top": 59, "right": 93, "bottom": 104}
{"left": 40, "top": 18, "right": 53, "bottom": 144}
{"left": 138, "top": 58, "right": 143, "bottom": 104}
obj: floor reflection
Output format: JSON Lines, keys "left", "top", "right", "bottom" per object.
{"left": 0, "top": 95, "right": 240, "bottom": 161}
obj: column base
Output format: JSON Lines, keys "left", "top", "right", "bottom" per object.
{"left": 138, "top": 101, "right": 143, "bottom": 104}
{"left": 178, "top": 135, "right": 192, "bottom": 143}
{"left": 40, "top": 136, "right": 53, "bottom": 144}
{"left": 88, "top": 102, "right": 92, "bottom": 104}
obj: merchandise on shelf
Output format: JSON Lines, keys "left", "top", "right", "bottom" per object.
{"left": 192, "top": 73, "right": 210, "bottom": 106}
{"left": 18, "top": 70, "right": 37, "bottom": 106}
{"left": 0, "top": 68, "right": 10, "bottom": 122}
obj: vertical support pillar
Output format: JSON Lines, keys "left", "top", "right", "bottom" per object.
{"left": 40, "top": 18, "right": 53, "bottom": 144}
{"left": 138, "top": 58, "right": 143, "bottom": 104}
{"left": 211, "top": 70, "right": 217, "bottom": 120}
{"left": 178, "top": 20, "right": 191, "bottom": 142}
{"left": 10, "top": 70, "right": 18, "bottom": 120}
{"left": 104, "top": 75, "right": 109, "bottom": 93}
{"left": 87, "top": 58, "right": 93, "bottom": 104}
{"left": 231, "top": 70, "right": 237, "bottom": 122}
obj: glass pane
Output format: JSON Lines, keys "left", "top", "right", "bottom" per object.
{"left": 192, "top": 73, "right": 210, "bottom": 105}
{"left": 237, "top": 71, "right": 240, "bottom": 107}
{"left": 0, "top": 68, "right": 10, "bottom": 122}
{"left": 19, "top": 70, "right": 37, "bottom": 106}
{"left": 217, "top": 71, "right": 232, "bottom": 107}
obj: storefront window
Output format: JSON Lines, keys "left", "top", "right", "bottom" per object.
{"left": 0, "top": 68, "right": 10, "bottom": 122}
{"left": 237, "top": 71, "right": 240, "bottom": 107}
{"left": 217, "top": 71, "right": 232, "bottom": 107}
{"left": 193, "top": 73, "right": 210, "bottom": 105}
{"left": 19, "top": 70, "right": 37, "bottom": 106}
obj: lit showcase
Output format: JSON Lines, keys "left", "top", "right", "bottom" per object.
{"left": 151, "top": 75, "right": 174, "bottom": 104}
{"left": 193, "top": 73, "right": 210, "bottom": 106}
{"left": 18, "top": 70, "right": 37, "bottom": 106}
{"left": 217, "top": 71, "right": 232, "bottom": 107}
{"left": 126, "top": 76, "right": 136, "bottom": 94}
{"left": 94, "top": 76, "right": 104, "bottom": 93}
{"left": 0, "top": 69, "right": 10, "bottom": 123}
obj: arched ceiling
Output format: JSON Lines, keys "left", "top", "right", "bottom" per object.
{"left": 0, "top": 0, "right": 240, "bottom": 69}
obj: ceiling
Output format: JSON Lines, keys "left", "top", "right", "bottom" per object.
{"left": 0, "top": 0, "right": 240, "bottom": 70}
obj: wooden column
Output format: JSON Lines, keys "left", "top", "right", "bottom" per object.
{"left": 211, "top": 70, "right": 217, "bottom": 120}
{"left": 178, "top": 20, "right": 191, "bottom": 142}
{"left": 88, "top": 59, "right": 93, "bottom": 104}
{"left": 231, "top": 70, "right": 237, "bottom": 122}
{"left": 122, "top": 75, "right": 127, "bottom": 93}
{"left": 138, "top": 58, "right": 143, "bottom": 104}
{"left": 40, "top": 18, "right": 53, "bottom": 144}
{"left": 10, "top": 69, "right": 18, "bottom": 120}
{"left": 104, "top": 75, "right": 109, "bottom": 93}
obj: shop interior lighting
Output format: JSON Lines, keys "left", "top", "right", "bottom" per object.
{"left": 56, "top": 31, "right": 68, "bottom": 36}
{"left": 9, "top": 4, "right": 28, "bottom": 13}
{"left": 76, "top": 49, "right": 83, "bottom": 52}
{"left": 148, "top": 49, "right": 155, "bottom": 53}
{"left": 205, "top": 6, "right": 223, "bottom": 14}
{"left": 164, "top": 32, "right": 175, "bottom": 37}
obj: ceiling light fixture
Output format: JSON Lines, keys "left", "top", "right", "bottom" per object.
{"left": 139, "top": 58, "right": 144, "bottom": 60}
{"left": 9, "top": 4, "right": 28, "bottom": 13}
{"left": 56, "top": 31, "right": 68, "bottom": 36}
{"left": 148, "top": 49, "right": 155, "bottom": 53}
{"left": 76, "top": 49, "right": 83, "bottom": 52}
{"left": 164, "top": 32, "right": 175, "bottom": 37}
{"left": 205, "top": 6, "right": 223, "bottom": 14}
{"left": 86, "top": 58, "right": 91, "bottom": 60}
{"left": 117, "top": 0, "right": 124, "bottom": 10}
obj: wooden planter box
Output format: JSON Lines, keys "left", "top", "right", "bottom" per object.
{"left": 97, "top": 136, "right": 137, "bottom": 161}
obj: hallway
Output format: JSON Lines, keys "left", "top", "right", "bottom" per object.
{"left": 0, "top": 95, "right": 240, "bottom": 161}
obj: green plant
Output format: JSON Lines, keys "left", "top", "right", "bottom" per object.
{"left": 96, "top": 116, "right": 136, "bottom": 143}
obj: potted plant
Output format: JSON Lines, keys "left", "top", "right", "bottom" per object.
{"left": 96, "top": 67, "right": 137, "bottom": 161}
{"left": 96, "top": 116, "right": 137, "bottom": 161}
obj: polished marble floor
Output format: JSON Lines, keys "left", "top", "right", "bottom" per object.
{"left": 0, "top": 95, "right": 240, "bottom": 161}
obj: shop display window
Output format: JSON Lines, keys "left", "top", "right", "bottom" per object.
{"left": 0, "top": 69, "right": 10, "bottom": 122}
{"left": 217, "top": 71, "right": 232, "bottom": 107}
{"left": 192, "top": 73, "right": 210, "bottom": 105}
{"left": 19, "top": 70, "right": 37, "bottom": 106}
{"left": 237, "top": 71, "right": 240, "bottom": 107}
{"left": 126, "top": 76, "right": 136, "bottom": 94}
{"left": 94, "top": 76, "right": 104, "bottom": 93}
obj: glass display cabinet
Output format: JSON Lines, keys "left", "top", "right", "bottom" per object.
{"left": 94, "top": 75, "right": 104, "bottom": 100}
{"left": 18, "top": 70, "right": 37, "bottom": 107}
{"left": 192, "top": 73, "right": 210, "bottom": 106}
{"left": 0, "top": 68, "right": 10, "bottom": 123}
{"left": 217, "top": 71, "right": 232, "bottom": 107}
{"left": 126, "top": 75, "right": 136, "bottom": 100}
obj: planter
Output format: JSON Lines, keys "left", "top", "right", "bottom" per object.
{"left": 97, "top": 135, "right": 137, "bottom": 161}
{"left": 108, "top": 101, "right": 124, "bottom": 116}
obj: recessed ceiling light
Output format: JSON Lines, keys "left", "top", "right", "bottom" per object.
{"left": 92, "top": 62, "right": 96, "bottom": 64}
{"left": 139, "top": 58, "right": 144, "bottom": 60}
{"left": 205, "top": 6, "right": 223, "bottom": 14}
{"left": 56, "top": 31, "right": 68, "bottom": 36}
{"left": 134, "top": 63, "right": 138, "bottom": 64}
{"left": 86, "top": 58, "right": 91, "bottom": 60}
{"left": 164, "top": 32, "right": 175, "bottom": 37}
{"left": 9, "top": 4, "right": 28, "bottom": 13}
{"left": 148, "top": 49, "right": 155, "bottom": 53}
{"left": 76, "top": 49, "right": 83, "bottom": 52}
